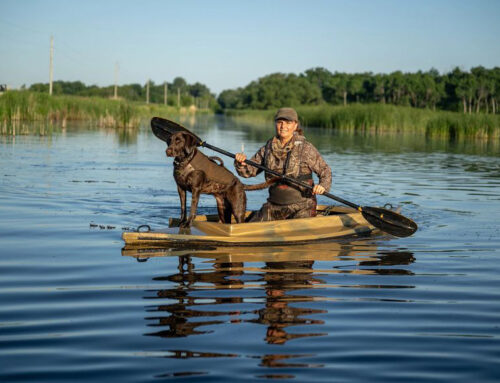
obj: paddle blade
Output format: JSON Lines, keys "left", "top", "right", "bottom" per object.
{"left": 361, "top": 206, "right": 418, "bottom": 238}
{"left": 151, "top": 117, "right": 202, "bottom": 144}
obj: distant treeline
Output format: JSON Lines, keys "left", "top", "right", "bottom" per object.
{"left": 28, "top": 77, "right": 218, "bottom": 109}
{"left": 22, "top": 66, "right": 500, "bottom": 115}
{"left": 218, "top": 67, "right": 500, "bottom": 114}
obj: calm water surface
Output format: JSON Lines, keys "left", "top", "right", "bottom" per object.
{"left": 1, "top": 117, "right": 499, "bottom": 382}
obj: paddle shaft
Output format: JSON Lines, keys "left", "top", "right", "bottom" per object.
{"left": 200, "top": 141, "right": 359, "bottom": 210}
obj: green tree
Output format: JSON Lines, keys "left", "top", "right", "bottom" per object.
{"left": 347, "top": 75, "right": 363, "bottom": 103}
{"left": 372, "top": 74, "right": 387, "bottom": 104}
{"left": 471, "top": 66, "right": 489, "bottom": 113}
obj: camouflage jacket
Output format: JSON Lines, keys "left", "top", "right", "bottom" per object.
{"left": 234, "top": 134, "right": 332, "bottom": 196}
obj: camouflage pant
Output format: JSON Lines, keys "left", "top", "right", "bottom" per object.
{"left": 247, "top": 198, "right": 317, "bottom": 222}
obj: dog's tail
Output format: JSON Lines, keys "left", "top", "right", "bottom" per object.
{"left": 243, "top": 177, "right": 280, "bottom": 191}
{"left": 208, "top": 156, "right": 224, "bottom": 166}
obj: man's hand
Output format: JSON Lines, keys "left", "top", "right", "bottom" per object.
{"left": 312, "top": 184, "right": 325, "bottom": 195}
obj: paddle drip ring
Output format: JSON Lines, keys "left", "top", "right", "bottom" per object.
{"left": 137, "top": 224, "right": 151, "bottom": 232}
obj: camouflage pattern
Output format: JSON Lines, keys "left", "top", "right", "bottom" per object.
{"left": 235, "top": 134, "right": 331, "bottom": 189}
{"left": 234, "top": 133, "right": 332, "bottom": 219}
{"left": 247, "top": 198, "right": 317, "bottom": 222}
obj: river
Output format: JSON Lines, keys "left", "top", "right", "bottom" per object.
{"left": 1, "top": 116, "right": 499, "bottom": 382}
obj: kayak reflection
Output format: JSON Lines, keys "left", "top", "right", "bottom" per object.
{"left": 123, "top": 241, "right": 415, "bottom": 346}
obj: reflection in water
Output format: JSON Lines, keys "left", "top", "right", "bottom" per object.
{"left": 4, "top": 117, "right": 500, "bottom": 158}
{"left": 125, "top": 241, "right": 415, "bottom": 376}
{"left": 225, "top": 117, "right": 500, "bottom": 157}
{"left": 115, "top": 126, "right": 139, "bottom": 146}
{"left": 251, "top": 260, "right": 326, "bottom": 346}
{"left": 146, "top": 257, "right": 246, "bottom": 338}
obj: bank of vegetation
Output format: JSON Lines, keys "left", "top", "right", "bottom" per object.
{"left": 226, "top": 104, "right": 500, "bottom": 139}
{"left": 3, "top": 67, "right": 499, "bottom": 139}
{"left": 219, "top": 66, "right": 500, "bottom": 139}
{"left": 1, "top": 76, "right": 217, "bottom": 134}
{"left": 0, "top": 91, "right": 176, "bottom": 132}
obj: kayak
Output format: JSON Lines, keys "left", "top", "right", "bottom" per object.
{"left": 122, "top": 205, "right": 382, "bottom": 248}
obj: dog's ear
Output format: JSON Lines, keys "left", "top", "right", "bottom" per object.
{"left": 181, "top": 132, "right": 197, "bottom": 156}
{"left": 183, "top": 132, "right": 197, "bottom": 149}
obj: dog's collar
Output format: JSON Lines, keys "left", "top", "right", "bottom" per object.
{"left": 174, "top": 148, "right": 197, "bottom": 167}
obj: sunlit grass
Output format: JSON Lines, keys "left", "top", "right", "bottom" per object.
{"left": 223, "top": 104, "right": 500, "bottom": 139}
{"left": 0, "top": 91, "right": 200, "bottom": 134}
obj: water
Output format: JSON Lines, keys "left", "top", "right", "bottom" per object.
{"left": 1, "top": 117, "right": 499, "bottom": 382}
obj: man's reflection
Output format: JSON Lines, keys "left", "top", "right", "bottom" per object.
{"left": 252, "top": 260, "right": 326, "bottom": 345}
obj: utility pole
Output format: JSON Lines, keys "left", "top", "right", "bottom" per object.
{"left": 146, "top": 80, "right": 150, "bottom": 104}
{"left": 164, "top": 82, "right": 167, "bottom": 105}
{"left": 49, "top": 35, "right": 54, "bottom": 96}
{"left": 177, "top": 88, "right": 180, "bottom": 108}
{"left": 114, "top": 62, "right": 119, "bottom": 99}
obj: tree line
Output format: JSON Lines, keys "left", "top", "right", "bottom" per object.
{"left": 25, "top": 67, "right": 500, "bottom": 114}
{"left": 217, "top": 67, "right": 500, "bottom": 114}
{"left": 28, "top": 77, "right": 218, "bottom": 109}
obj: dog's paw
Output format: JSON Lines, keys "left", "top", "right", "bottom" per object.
{"left": 179, "top": 220, "right": 192, "bottom": 229}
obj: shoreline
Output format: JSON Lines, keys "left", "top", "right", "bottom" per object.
{"left": 223, "top": 104, "right": 500, "bottom": 140}
{"left": 2, "top": 92, "right": 499, "bottom": 140}
{"left": 0, "top": 91, "right": 209, "bottom": 132}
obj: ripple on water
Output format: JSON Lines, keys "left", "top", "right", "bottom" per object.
{"left": 1, "top": 122, "right": 499, "bottom": 382}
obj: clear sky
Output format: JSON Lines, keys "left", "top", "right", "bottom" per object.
{"left": 1, "top": 0, "right": 499, "bottom": 95}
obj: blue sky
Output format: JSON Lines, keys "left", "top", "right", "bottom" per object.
{"left": 1, "top": 0, "right": 499, "bottom": 94}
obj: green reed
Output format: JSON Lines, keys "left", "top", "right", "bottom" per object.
{"left": 0, "top": 91, "right": 192, "bottom": 133}
{"left": 224, "top": 104, "right": 500, "bottom": 139}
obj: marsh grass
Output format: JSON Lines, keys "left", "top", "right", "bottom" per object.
{"left": 0, "top": 91, "right": 194, "bottom": 134}
{"left": 225, "top": 104, "right": 500, "bottom": 139}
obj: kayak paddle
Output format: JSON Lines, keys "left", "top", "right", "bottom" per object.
{"left": 151, "top": 117, "right": 418, "bottom": 237}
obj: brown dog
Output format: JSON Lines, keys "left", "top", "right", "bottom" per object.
{"left": 166, "top": 131, "right": 274, "bottom": 228}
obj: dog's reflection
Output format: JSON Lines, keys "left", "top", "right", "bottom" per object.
{"left": 144, "top": 256, "right": 245, "bottom": 338}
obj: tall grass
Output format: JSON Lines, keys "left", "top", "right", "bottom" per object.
{"left": 224, "top": 104, "right": 500, "bottom": 140}
{"left": 0, "top": 91, "right": 198, "bottom": 134}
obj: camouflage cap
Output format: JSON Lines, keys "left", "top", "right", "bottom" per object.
{"left": 274, "top": 107, "right": 298, "bottom": 121}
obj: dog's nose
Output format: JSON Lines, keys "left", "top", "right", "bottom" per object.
{"left": 166, "top": 148, "right": 173, "bottom": 157}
